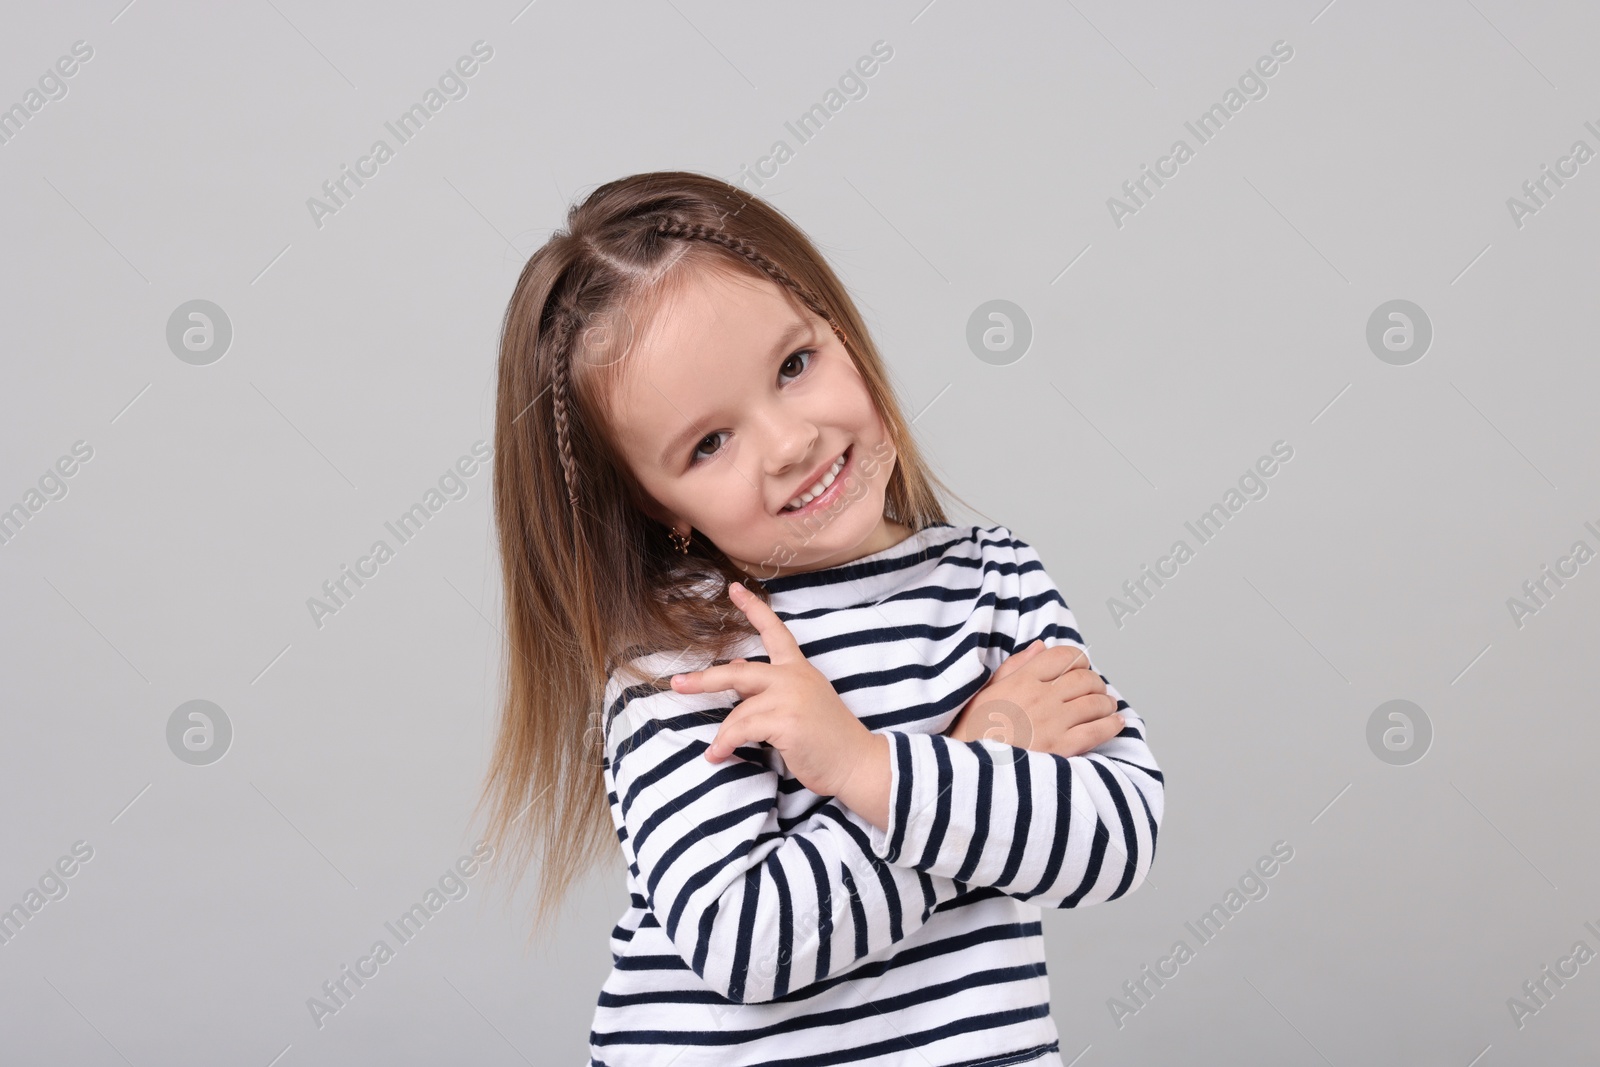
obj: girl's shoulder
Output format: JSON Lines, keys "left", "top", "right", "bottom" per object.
{"left": 602, "top": 636, "right": 762, "bottom": 724}
{"left": 927, "top": 521, "right": 1028, "bottom": 548}
{"left": 933, "top": 521, "right": 1035, "bottom": 565}
{"left": 972, "top": 522, "right": 1046, "bottom": 561}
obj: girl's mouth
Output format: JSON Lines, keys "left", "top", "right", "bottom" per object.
{"left": 780, "top": 445, "right": 852, "bottom": 515}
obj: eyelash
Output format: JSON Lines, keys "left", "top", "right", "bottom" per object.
{"left": 690, "top": 349, "right": 815, "bottom": 465}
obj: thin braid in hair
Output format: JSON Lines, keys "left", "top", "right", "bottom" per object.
{"left": 546, "top": 308, "right": 582, "bottom": 511}
{"left": 653, "top": 217, "right": 850, "bottom": 349}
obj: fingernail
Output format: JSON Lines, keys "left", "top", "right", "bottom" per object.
{"left": 671, "top": 674, "right": 684, "bottom": 686}
{"left": 729, "top": 582, "right": 745, "bottom": 598}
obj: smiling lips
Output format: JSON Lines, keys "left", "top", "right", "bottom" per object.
{"left": 781, "top": 446, "right": 850, "bottom": 513}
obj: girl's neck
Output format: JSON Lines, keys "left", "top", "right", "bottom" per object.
{"left": 737, "top": 516, "right": 915, "bottom": 578}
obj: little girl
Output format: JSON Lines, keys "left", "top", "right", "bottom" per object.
{"left": 476, "top": 171, "right": 1164, "bottom": 1066}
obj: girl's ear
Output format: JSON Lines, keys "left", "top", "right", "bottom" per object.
{"left": 635, "top": 495, "right": 677, "bottom": 530}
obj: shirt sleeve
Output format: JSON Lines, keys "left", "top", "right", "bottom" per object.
{"left": 604, "top": 668, "right": 979, "bottom": 1006}
{"left": 860, "top": 530, "right": 1165, "bottom": 909}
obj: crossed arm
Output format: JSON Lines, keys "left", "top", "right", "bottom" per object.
{"left": 603, "top": 537, "right": 1163, "bottom": 1004}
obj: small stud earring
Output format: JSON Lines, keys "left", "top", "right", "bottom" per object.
{"left": 667, "top": 527, "right": 692, "bottom": 554}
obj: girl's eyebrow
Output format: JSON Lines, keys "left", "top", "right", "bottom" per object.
{"left": 654, "top": 318, "right": 814, "bottom": 468}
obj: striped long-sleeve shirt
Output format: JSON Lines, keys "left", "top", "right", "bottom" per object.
{"left": 589, "top": 524, "right": 1164, "bottom": 1066}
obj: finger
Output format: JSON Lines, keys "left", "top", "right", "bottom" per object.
{"left": 726, "top": 582, "right": 805, "bottom": 666}
{"left": 1060, "top": 692, "right": 1120, "bottom": 725}
{"left": 1055, "top": 713, "right": 1125, "bottom": 758}
{"left": 1091, "top": 711, "right": 1127, "bottom": 743}
{"left": 705, "top": 701, "right": 766, "bottom": 762}
{"left": 1050, "top": 667, "right": 1108, "bottom": 701}
{"left": 672, "top": 659, "right": 765, "bottom": 696}
{"left": 991, "top": 640, "right": 1045, "bottom": 681}
{"left": 1026, "top": 644, "right": 1092, "bottom": 681}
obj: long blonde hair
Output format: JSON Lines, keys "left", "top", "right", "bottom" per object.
{"left": 474, "top": 170, "right": 973, "bottom": 943}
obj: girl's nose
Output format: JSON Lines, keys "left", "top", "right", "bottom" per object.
{"left": 757, "top": 409, "right": 819, "bottom": 478}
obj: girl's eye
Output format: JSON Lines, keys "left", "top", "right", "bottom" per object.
{"left": 689, "top": 349, "right": 815, "bottom": 466}
{"left": 691, "top": 431, "right": 729, "bottom": 464}
{"left": 779, "top": 348, "right": 814, "bottom": 381}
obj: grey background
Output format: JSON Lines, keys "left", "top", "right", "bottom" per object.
{"left": 2, "top": 1, "right": 1596, "bottom": 1064}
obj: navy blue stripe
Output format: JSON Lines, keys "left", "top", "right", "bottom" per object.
{"left": 609, "top": 952, "right": 693, "bottom": 975}
{"left": 647, "top": 801, "right": 766, "bottom": 912}
{"left": 775, "top": 790, "right": 835, "bottom": 832}
{"left": 1021, "top": 756, "right": 1071, "bottom": 899}
{"left": 838, "top": 864, "right": 868, "bottom": 963}
{"left": 611, "top": 704, "right": 729, "bottom": 757}
{"left": 944, "top": 1041, "right": 1061, "bottom": 1067}
{"left": 1091, "top": 756, "right": 1142, "bottom": 900}
{"left": 630, "top": 755, "right": 766, "bottom": 854}
{"left": 658, "top": 803, "right": 774, "bottom": 937}
{"left": 955, "top": 740, "right": 993, "bottom": 883}
{"left": 1104, "top": 752, "right": 1164, "bottom": 784}
{"left": 995, "top": 745, "right": 1031, "bottom": 888}
{"left": 886, "top": 731, "right": 913, "bottom": 863}
{"left": 777, "top": 580, "right": 997, "bottom": 624}
{"left": 619, "top": 741, "right": 703, "bottom": 819}
{"left": 792, "top": 834, "right": 831, "bottom": 982}
{"left": 1129, "top": 768, "right": 1161, "bottom": 864}
{"left": 917, "top": 736, "right": 954, "bottom": 870}
{"left": 748, "top": 1002, "right": 1052, "bottom": 1067}
{"left": 691, "top": 897, "right": 718, "bottom": 978}
{"left": 814, "top": 803, "right": 903, "bottom": 942}
{"left": 757, "top": 524, "right": 966, "bottom": 597}
{"left": 1058, "top": 816, "right": 1109, "bottom": 910}
{"left": 593, "top": 963, "right": 1050, "bottom": 1049}
{"left": 596, "top": 916, "right": 1041, "bottom": 1006}
{"left": 769, "top": 851, "right": 794, "bottom": 998}
{"left": 728, "top": 866, "right": 763, "bottom": 1001}
{"left": 915, "top": 869, "right": 937, "bottom": 923}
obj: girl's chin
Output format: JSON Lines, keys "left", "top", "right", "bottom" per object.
{"left": 773, "top": 514, "right": 883, "bottom": 569}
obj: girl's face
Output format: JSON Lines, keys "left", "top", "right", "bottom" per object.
{"left": 606, "top": 262, "right": 909, "bottom": 578}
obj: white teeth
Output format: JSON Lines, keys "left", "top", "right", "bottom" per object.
{"left": 782, "top": 451, "right": 847, "bottom": 512}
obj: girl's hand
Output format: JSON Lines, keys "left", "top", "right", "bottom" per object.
{"left": 669, "top": 583, "right": 885, "bottom": 807}
{"left": 946, "top": 640, "right": 1125, "bottom": 757}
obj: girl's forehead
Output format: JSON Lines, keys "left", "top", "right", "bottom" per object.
{"left": 650, "top": 261, "right": 782, "bottom": 327}
{"left": 621, "top": 265, "right": 799, "bottom": 379}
